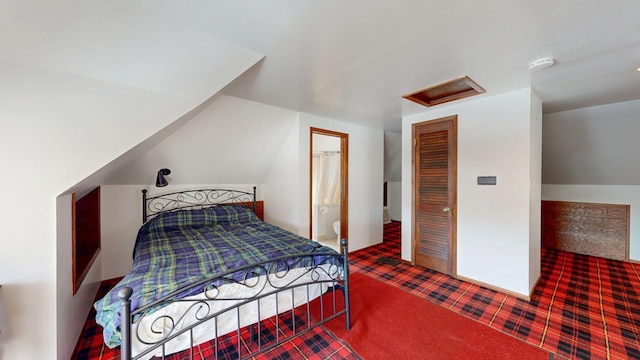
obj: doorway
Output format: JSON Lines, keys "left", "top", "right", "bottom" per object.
{"left": 310, "top": 128, "right": 348, "bottom": 253}
{"left": 412, "top": 116, "right": 457, "bottom": 276}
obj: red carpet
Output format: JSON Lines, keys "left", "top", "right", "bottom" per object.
{"left": 322, "top": 272, "right": 552, "bottom": 360}
{"left": 76, "top": 221, "right": 640, "bottom": 359}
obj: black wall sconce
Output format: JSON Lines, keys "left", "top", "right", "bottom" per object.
{"left": 156, "top": 168, "right": 171, "bottom": 187}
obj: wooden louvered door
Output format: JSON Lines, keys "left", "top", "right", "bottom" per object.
{"left": 412, "top": 116, "right": 457, "bottom": 276}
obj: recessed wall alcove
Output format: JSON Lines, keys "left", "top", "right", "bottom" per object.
{"left": 72, "top": 187, "right": 101, "bottom": 295}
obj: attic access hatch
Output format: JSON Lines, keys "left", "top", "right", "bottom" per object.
{"left": 402, "top": 76, "right": 485, "bottom": 107}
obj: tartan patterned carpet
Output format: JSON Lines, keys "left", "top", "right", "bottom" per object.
{"left": 75, "top": 221, "right": 640, "bottom": 359}
{"left": 350, "top": 221, "right": 640, "bottom": 360}
{"left": 74, "top": 280, "right": 359, "bottom": 360}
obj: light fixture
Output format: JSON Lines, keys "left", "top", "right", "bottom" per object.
{"left": 155, "top": 168, "right": 171, "bottom": 187}
{"left": 0, "top": 285, "right": 9, "bottom": 343}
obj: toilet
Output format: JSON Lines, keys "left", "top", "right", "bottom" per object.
{"left": 333, "top": 221, "right": 341, "bottom": 245}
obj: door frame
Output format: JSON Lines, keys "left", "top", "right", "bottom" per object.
{"left": 310, "top": 127, "right": 349, "bottom": 252}
{"left": 411, "top": 115, "right": 457, "bottom": 276}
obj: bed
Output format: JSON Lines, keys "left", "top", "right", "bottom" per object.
{"left": 93, "top": 187, "right": 351, "bottom": 360}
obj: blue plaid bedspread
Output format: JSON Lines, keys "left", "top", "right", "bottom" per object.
{"left": 94, "top": 205, "right": 339, "bottom": 348}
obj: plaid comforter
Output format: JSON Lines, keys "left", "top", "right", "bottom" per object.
{"left": 94, "top": 205, "right": 339, "bottom": 348}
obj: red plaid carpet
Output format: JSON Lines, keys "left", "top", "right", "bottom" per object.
{"left": 75, "top": 221, "right": 640, "bottom": 359}
{"left": 73, "top": 280, "right": 358, "bottom": 360}
{"left": 350, "top": 221, "right": 640, "bottom": 360}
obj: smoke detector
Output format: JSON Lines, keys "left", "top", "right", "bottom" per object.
{"left": 528, "top": 57, "right": 555, "bottom": 71}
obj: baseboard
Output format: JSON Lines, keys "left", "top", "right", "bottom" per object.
{"left": 456, "top": 274, "right": 531, "bottom": 301}
{"left": 528, "top": 273, "right": 542, "bottom": 300}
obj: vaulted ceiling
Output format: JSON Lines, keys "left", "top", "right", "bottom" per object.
{"left": 3, "top": 1, "right": 640, "bottom": 133}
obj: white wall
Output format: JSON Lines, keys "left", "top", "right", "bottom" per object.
{"left": 0, "top": 76, "right": 380, "bottom": 359}
{"left": 529, "top": 91, "right": 543, "bottom": 291}
{"left": 100, "top": 186, "right": 144, "bottom": 279}
{"left": 138, "top": 96, "right": 386, "bottom": 252}
{"left": 100, "top": 97, "right": 385, "bottom": 276}
{"left": 0, "top": 51, "right": 261, "bottom": 359}
{"left": 0, "top": 65, "right": 201, "bottom": 360}
{"left": 387, "top": 181, "right": 402, "bottom": 221}
{"left": 541, "top": 100, "right": 640, "bottom": 262}
{"left": 402, "top": 88, "right": 540, "bottom": 296}
{"left": 542, "top": 185, "right": 640, "bottom": 260}
{"left": 543, "top": 99, "right": 640, "bottom": 185}
{"left": 108, "top": 96, "right": 299, "bottom": 185}
{"left": 299, "top": 114, "right": 384, "bottom": 252}
{"left": 384, "top": 131, "right": 402, "bottom": 221}
{"left": 263, "top": 115, "right": 303, "bottom": 233}
{"left": 101, "top": 184, "right": 263, "bottom": 279}
{"left": 1, "top": 5, "right": 384, "bottom": 356}
{"left": 56, "top": 194, "right": 102, "bottom": 359}
{"left": 384, "top": 131, "right": 402, "bottom": 182}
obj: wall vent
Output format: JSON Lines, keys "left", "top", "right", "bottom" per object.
{"left": 402, "top": 76, "right": 485, "bottom": 107}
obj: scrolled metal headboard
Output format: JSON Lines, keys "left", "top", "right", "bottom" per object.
{"left": 142, "top": 186, "right": 257, "bottom": 223}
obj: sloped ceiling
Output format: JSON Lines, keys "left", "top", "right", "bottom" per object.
{"left": 0, "top": 1, "right": 264, "bottom": 102}
{"left": 220, "top": 1, "right": 640, "bottom": 132}
{"left": 0, "top": 1, "right": 266, "bottom": 195}
{"left": 5, "top": 1, "right": 640, "bottom": 136}
{"left": 107, "top": 96, "right": 299, "bottom": 185}
{"left": 3, "top": 1, "right": 639, "bottom": 190}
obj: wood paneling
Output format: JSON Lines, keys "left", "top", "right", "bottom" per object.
{"left": 542, "top": 200, "right": 629, "bottom": 261}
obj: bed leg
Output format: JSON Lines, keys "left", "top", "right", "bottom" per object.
{"left": 341, "top": 239, "right": 351, "bottom": 330}
{"left": 119, "top": 287, "right": 134, "bottom": 360}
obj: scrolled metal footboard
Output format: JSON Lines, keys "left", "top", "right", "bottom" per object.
{"left": 119, "top": 240, "right": 351, "bottom": 360}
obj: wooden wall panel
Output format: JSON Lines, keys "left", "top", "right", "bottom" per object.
{"left": 74, "top": 186, "right": 101, "bottom": 294}
{"left": 542, "top": 200, "right": 629, "bottom": 261}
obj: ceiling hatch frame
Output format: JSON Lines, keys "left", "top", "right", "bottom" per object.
{"left": 403, "top": 76, "right": 486, "bottom": 107}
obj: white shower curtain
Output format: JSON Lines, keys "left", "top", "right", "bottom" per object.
{"left": 312, "top": 152, "right": 340, "bottom": 205}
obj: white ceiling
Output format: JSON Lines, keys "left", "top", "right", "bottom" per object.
{"left": 3, "top": 0, "right": 640, "bottom": 133}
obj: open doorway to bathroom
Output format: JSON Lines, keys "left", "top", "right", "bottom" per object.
{"left": 310, "top": 128, "right": 348, "bottom": 253}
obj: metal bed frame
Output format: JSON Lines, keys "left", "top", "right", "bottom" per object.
{"left": 141, "top": 187, "right": 258, "bottom": 223}
{"left": 117, "top": 187, "right": 351, "bottom": 360}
